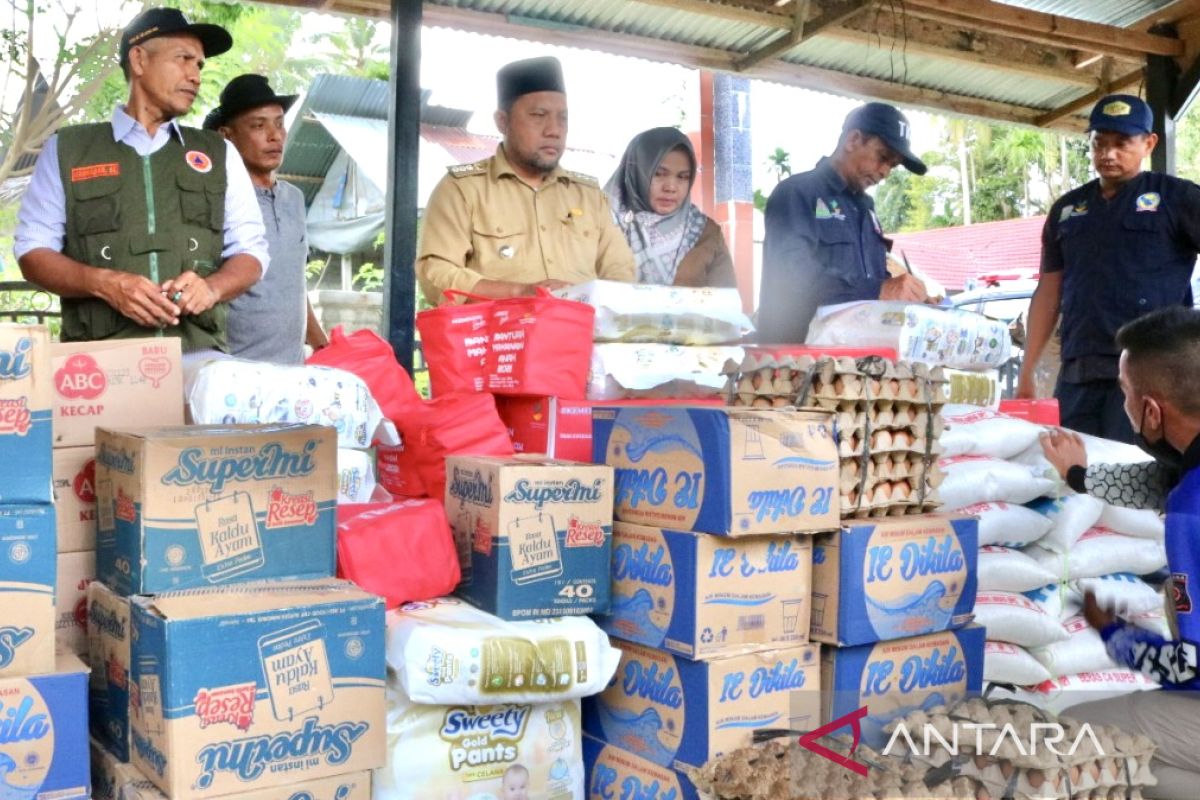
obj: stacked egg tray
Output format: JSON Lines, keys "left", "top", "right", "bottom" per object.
{"left": 726, "top": 353, "right": 945, "bottom": 518}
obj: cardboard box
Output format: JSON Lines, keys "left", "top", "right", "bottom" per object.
{"left": 0, "top": 324, "right": 52, "bottom": 504}
{"left": 811, "top": 515, "right": 978, "bottom": 647}
{"left": 95, "top": 424, "right": 338, "bottom": 595}
{"left": 592, "top": 406, "right": 839, "bottom": 536}
{"left": 583, "top": 640, "right": 820, "bottom": 771}
{"left": 445, "top": 455, "right": 613, "bottom": 620}
{"left": 597, "top": 522, "right": 812, "bottom": 659}
{"left": 88, "top": 581, "right": 132, "bottom": 762}
{"left": 56, "top": 549, "right": 96, "bottom": 657}
{"left": 0, "top": 653, "right": 90, "bottom": 799}
{"left": 0, "top": 504, "right": 56, "bottom": 677}
{"left": 129, "top": 579, "right": 386, "bottom": 799}
{"left": 91, "top": 738, "right": 372, "bottom": 800}
{"left": 583, "top": 735, "right": 701, "bottom": 800}
{"left": 53, "top": 446, "right": 96, "bottom": 553}
{"left": 821, "top": 625, "right": 985, "bottom": 748}
{"left": 51, "top": 338, "right": 183, "bottom": 448}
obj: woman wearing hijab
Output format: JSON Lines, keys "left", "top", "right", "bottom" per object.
{"left": 605, "top": 127, "right": 737, "bottom": 288}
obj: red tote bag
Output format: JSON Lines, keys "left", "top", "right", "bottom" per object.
{"left": 487, "top": 289, "right": 594, "bottom": 399}
{"left": 397, "top": 392, "right": 515, "bottom": 502}
{"left": 416, "top": 290, "right": 492, "bottom": 397}
{"left": 306, "top": 326, "right": 421, "bottom": 421}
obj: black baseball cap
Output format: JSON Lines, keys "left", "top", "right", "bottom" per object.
{"left": 119, "top": 7, "right": 232, "bottom": 69}
{"left": 203, "top": 74, "right": 298, "bottom": 130}
{"left": 1088, "top": 94, "right": 1154, "bottom": 137}
{"left": 842, "top": 102, "right": 927, "bottom": 175}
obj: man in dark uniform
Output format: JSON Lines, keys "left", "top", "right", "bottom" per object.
{"left": 758, "top": 102, "right": 929, "bottom": 344}
{"left": 1018, "top": 94, "right": 1200, "bottom": 443}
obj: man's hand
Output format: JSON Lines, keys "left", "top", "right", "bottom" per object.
{"left": 1016, "top": 364, "right": 1039, "bottom": 399}
{"left": 161, "top": 272, "right": 220, "bottom": 316}
{"left": 1083, "top": 590, "right": 1117, "bottom": 631}
{"left": 1039, "top": 428, "right": 1087, "bottom": 480}
{"left": 879, "top": 274, "right": 927, "bottom": 303}
{"left": 96, "top": 271, "right": 180, "bottom": 328}
{"left": 536, "top": 279, "right": 570, "bottom": 292}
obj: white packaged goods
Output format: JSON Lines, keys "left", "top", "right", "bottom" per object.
{"left": 1130, "top": 609, "right": 1173, "bottom": 638}
{"left": 984, "top": 641, "right": 1052, "bottom": 686}
{"left": 1022, "top": 583, "right": 1076, "bottom": 622}
{"left": 385, "top": 596, "right": 620, "bottom": 705}
{"left": 973, "top": 592, "right": 1069, "bottom": 648}
{"left": 1014, "top": 431, "right": 1151, "bottom": 481}
{"left": 956, "top": 502, "right": 1052, "bottom": 547}
{"left": 1027, "top": 529, "right": 1167, "bottom": 580}
{"left": 1030, "top": 616, "right": 1118, "bottom": 678}
{"left": 1072, "top": 574, "right": 1164, "bottom": 616}
{"left": 977, "top": 546, "right": 1058, "bottom": 593}
{"left": 937, "top": 456, "right": 1056, "bottom": 510}
{"left": 942, "top": 368, "right": 1001, "bottom": 408}
{"left": 805, "top": 301, "right": 1012, "bottom": 371}
{"left": 587, "top": 343, "right": 743, "bottom": 400}
{"left": 1027, "top": 494, "right": 1105, "bottom": 553}
{"left": 1031, "top": 670, "right": 1159, "bottom": 715}
{"left": 1098, "top": 504, "right": 1164, "bottom": 541}
{"left": 187, "top": 358, "right": 398, "bottom": 448}
{"left": 376, "top": 686, "right": 584, "bottom": 800}
{"left": 940, "top": 406, "right": 1044, "bottom": 460}
{"left": 338, "top": 447, "right": 386, "bottom": 504}
{"left": 555, "top": 280, "right": 754, "bottom": 345}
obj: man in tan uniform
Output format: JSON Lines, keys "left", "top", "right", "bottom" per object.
{"left": 417, "top": 56, "right": 635, "bottom": 305}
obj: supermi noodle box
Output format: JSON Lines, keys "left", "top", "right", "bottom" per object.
{"left": 94, "top": 424, "right": 337, "bottom": 595}
{"left": 0, "top": 504, "right": 56, "bottom": 678}
{"left": 0, "top": 324, "right": 52, "bottom": 504}
{"left": 88, "top": 581, "right": 132, "bottom": 762}
{"left": 592, "top": 406, "right": 839, "bottom": 536}
{"left": 0, "top": 653, "right": 89, "bottom": 800}
{"left": 583, "top": 734, "right": 702, "bottom": 800}
{"left": 129, "top": 579, "right": 385, "bottom": 799}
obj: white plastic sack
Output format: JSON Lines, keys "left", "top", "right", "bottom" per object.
{"left": 1097, "top": 505, "right": 1164, "bottom": 541}
{"left": 985, "top": 641, "right": 1052, "bottom": 687}
{"left": 937, "top": 456, "right": 1057, "bottom": 510}
{"left": 554, "top": 280, "right": 754, "bottom": 345}
{"left": 1013, "top": 431, "right": 1152, "bottom": 484}
{"left": 1030, "top": 616, "right": 1119, "bottom": 679}
{"left": 1129, "top": 609, "right": 1173, "bottom": 639}
{"left": 377, "top": 683, "right": 584, "bottom": 800}
{"left": 187, "top": 358, "right": 399, "bottom": 448}
{"left": 1022, "top": 582, "right": 1076, "bottom": 622}
{"left": 1027, "top": 530, "right": 1167, "bottom": 581}
{"left": 806, "top": 301, "right": 1012, "bottom": 371}
{"left": 1029, "top": 670, "right": 1159, "bottom": 715}
{"left": 337, "top": 448, "right": 390, "bottom": 504}
{"left": 587, "top": 344, "right": 744, "bottom": 400}
{"left": 974, "top": 591, "right": 1069, "bottom": 648}
{"left": 1072, "top": 574, "right": 1164, "bottom": 617}
{"left": 386, "top": 597, "right": 620, "bottom": 705}
{"left": 940, "top": 406, "right": 1044, "bottom": 460}
{"left": 978, "top": 546, "right": 1059, "bottom": 593}
{"left": 956, "top": 501, "right": 1053, "bottom": 548}
{"left": 1027, "top": 494, "right": 1105, "bottom": 554}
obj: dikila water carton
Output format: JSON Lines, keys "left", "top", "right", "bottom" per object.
{"left": 822, "top": 624, "right": 985, "bottom": 748}
{"left": 129, "top": 578, "right": 386, "bottom": 799}
{"left": 582, "top": 640, "right": 819, "bottom": 771}
{"left": 88, "top": 581, "right": 132, "bottom": 762}
{"left": 53, "top": 446, "right": 97, "bottom": 554}
{"left": 0, "top": 653, "right": 90, "bottom": 800}
{"left": 0, "top": 324, "right": 52, "bottom": 505}
{"left": 444, "top": 455, "right": 613, "bottom": 620}
{"left": 0, "top": 504, "right": 56, "bottom": 677}
{"left": 811, "top": 515, "right": 979, "bottom": 647}
{"left": 95, "top": 424, "right": 337, "bottom": 595}
{"left": 583, "top": 735, "right": 701, "bottom": 800}
{"left": 592, "top": 407, "right": 839, "bottom": 536}
{"left": 597, "top": 522, "right": 813, "bottom": 659}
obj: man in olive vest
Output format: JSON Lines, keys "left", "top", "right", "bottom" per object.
{"left": 13, "top": 7, "right": 269, "bottom": 354}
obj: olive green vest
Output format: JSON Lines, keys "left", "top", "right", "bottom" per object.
{"left": 57, "top": 122, "right": 229, "bottom": 352}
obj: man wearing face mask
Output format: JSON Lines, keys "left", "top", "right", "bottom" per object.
{"left": 1065, "top": 307, "right": 1200, "bottom": 799}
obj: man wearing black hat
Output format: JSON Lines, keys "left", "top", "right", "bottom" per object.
{"left": 417, "top": 56, "right": 634, "bottom": 306}
{"left": 204, "top": 74, "right": 327, "bottom": 364}
{"left": 1018, "top": 94, "right": 1200, "bottom": 443}
{"left": 758, "top": 102, "right": 930, "bottom": 344}
{"left": 13, "top": 7, "right": 268, "bottom": 354}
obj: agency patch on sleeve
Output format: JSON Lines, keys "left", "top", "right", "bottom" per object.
{"left": 185, "top": 150, "right": 213, "bottom": 173}
{"left": 70, "top": 163, "right": 120, "bottom": 182}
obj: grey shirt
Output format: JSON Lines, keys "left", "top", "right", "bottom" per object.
{"left": 228, "top": 180, "right": 308, "bottom": 364}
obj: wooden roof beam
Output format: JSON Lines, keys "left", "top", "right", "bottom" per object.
{"left": 1035, "top": 69, "right": 1143, "bottom": 126}
{"left": 734, "top": 0, "right": 870, "bottom": 71}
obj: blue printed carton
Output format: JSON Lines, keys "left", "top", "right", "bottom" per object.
{"left": 592, "top": 406, "right": 839, "bottom": 536}
{"left": 597, "top": 521, "right": 812, "bottom": 659}
{"left": 129, "top": 578, "right": 386, "bottom": 799}
{"left": 0, "top": 653, "right": 90, "bottom": 800}
{"left": 811, "top": 515, "right": 978, "bottom": 647}
{"left": 822, "top": 624, "right": 985, "bottom": 748}
{"left": 0, "top": 504, "right": 57, "bottom": 678}
{"left": 0, "top": 324, "right": 52, "bottom": 505}
{"left": 582, "top": 639, "right": 820, "bottom": 771}
{"left": 95, "top": 424, "right": 337, "bottom": 595}
{"left": 87, "top": 581, "right": 131, "bottom": 762}
{"left": 445, "top": 455, "right": 613, "bottom": 620}
{"left": 583, "top": 735, "right": 701, "bottom": 800}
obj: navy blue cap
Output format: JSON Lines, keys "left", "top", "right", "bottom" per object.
{"left": 1088, "top": 94, "right": 1153, "bottom": 136}
{"left": 842, "top": 102, "right": 927, "bottom": 175}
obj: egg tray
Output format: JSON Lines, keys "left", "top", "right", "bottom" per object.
{"left": 726, "top": 354, "right": 949, "bottom": 407}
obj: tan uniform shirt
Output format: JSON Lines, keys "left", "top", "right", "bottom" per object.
{"left": 417, "top": 145, "right": 636, "bottom": 305}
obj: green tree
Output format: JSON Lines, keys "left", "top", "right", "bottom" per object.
{"left": 312, "top": 17, "right": 388, "bottom": 80}
{"left": 754, "top": 147, "right": 792, "bottom": 212}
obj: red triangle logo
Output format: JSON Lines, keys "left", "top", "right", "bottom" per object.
{"left": 797, "top": 705, "right": 870, "bottom": 776}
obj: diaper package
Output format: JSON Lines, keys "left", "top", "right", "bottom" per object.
{"left": 187, "top": 358, "right": 398, "bottom": 448}
{"left": 0, "top": 653, "right": 89, "bottom": 800}
{"left": 555, "top": 280, "right": 754, "bottom": 345}
{"left": 338, "top": 447, "right": 388, "bottom": 504}
{"left": 0, "top": 323, "right": 52, "bottom": 504}
{"left": 376, "top": 686, "right": 584, "bottom": 800}
{"left": 588, "top": 344, "right": 745, "bottom": 401}
{"left": 386, "top": 596, "right": 620, "bottom": 705}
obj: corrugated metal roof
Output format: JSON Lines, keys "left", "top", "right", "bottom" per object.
{"left": 1000, "top": 0, "right": 1177, "bottom": 27}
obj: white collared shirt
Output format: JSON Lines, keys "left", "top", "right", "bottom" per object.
{"left": 14, "top": 105, "right": 270, "bottom": 274}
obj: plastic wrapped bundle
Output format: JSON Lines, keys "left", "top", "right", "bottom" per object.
{"left": 588, "top": 343, "right": 743, "bottom": 400}
{"left": 555, "top": 279, "right": 754, "bottom": 345}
